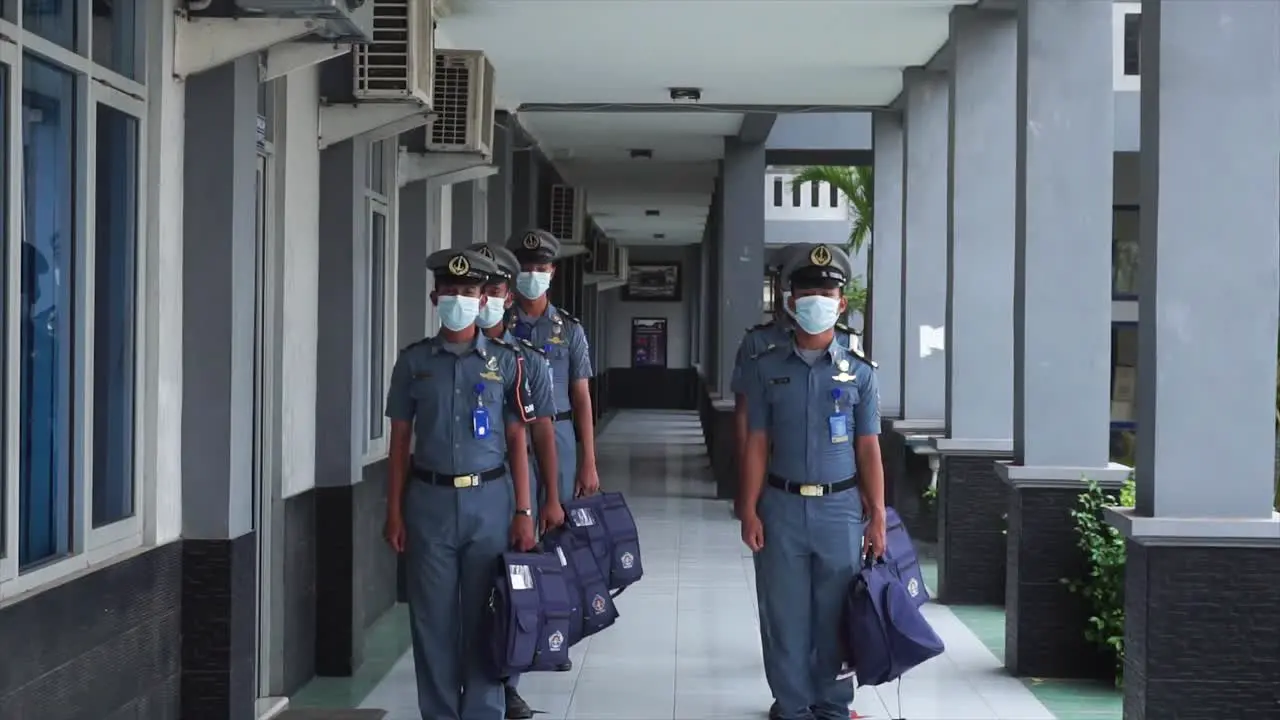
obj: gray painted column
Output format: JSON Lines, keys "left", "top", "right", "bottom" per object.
{"left": 717, "top": 137, "right": 765, "bottom": 397}
{"left": 487, "top": 111, "right": 513, "bottom": 243}
{"left": 510, "top": 142, "right": 539, "bottom": 233}
{"left": 940, "top": 8, "right": 1016, "bottom": 447}
{"left": 1130, "top": 0, "right": 1280, "bottom": 521}
{"left": 898, "top": 68, "right": 948, "bottom": 425}
{"left": 1006, "top": 0, "right": 1116, "bottom": 474}
{"left": 451, "top": 179, "right": 479, "bottom": 247}
{"left": 181, "top": 56, "right": 258, "bottom": 540}
{"left": 315, "top": 138, "right": 369, "bottom": 488}
{"left": 868, "top": 113, "right": 904, "bottom": 417}
{"left": 399, "top": 180, "right": 430, "bottom": 341}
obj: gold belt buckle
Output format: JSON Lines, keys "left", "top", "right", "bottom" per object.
{"left": 453, "top": 474, "right": 479, "bottom": 489}
{"left": 799, "top": 484, "right": 825, "bottom": 497}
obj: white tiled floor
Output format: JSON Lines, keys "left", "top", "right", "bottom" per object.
{"left": 361, "top": 410, "right": 1056, "bottom": 720}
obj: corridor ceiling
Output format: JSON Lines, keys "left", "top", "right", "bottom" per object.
{"left": 438, "top": 0, "right": 972, "bottom": 247}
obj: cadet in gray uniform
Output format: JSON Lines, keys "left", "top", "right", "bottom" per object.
{"left": 471, "top": 242, "right": 565, "bottom": 532}
{"left": 470, "top": 241, "right": 567, "bottom": 719}
{"left": 383, "top": 248, "right": 538, "bottom": 720}
{"left": 739, "top": 244, "right": 888, "bottom": 720}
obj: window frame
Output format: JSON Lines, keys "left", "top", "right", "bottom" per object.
{"left": 0, "top": 3, "right": 148, "bottom": 597}
{"left": 361, "top": 140, "right": 397, "bottom": 465}
{"left": 1112, "top": 3, "right": 1140, "bottom": 92}
{"left": 1112, "top": 204, "right": 1139, "bottom": 301}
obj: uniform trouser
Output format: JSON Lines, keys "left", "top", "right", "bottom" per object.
{"left": 404, "top": 476, "right": 513, "bottom": 720}
{"left": 508, "top": 417, "right": 577, "bottom": 691}
{"left": 757, "top": 486, "right": 864, "bottom": 720}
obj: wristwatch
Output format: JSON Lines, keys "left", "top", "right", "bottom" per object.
{"left": 514, "top": 508, "right": 533, "bottom": 518}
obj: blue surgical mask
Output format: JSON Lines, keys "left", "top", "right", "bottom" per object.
{"left": 438, "top": 295, "right": 480, "bottom": 331}
{"left": 793, "top": 295, "right": 841, "bottom": 335}
{"left": 781, "top": 290, "right": 796, "bottom": 319}
{"left": 516, "top": 271, "right": 552, "bottom": 299}
{"left": 476, "top": 296, "right": 507, "bottom": 329}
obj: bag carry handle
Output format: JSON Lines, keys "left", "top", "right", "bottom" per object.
{"left": 862, "top": 550, "right": 887, "bottom": 569}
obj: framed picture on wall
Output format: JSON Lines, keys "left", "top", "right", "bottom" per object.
{"left": 624, "top": 263, "right": 682, "bottom": 302}
{"left": 631, "top": 318, "right": 668, "bottom": 368}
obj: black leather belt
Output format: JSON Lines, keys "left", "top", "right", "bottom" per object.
{"left": 767, "top": 474, "right": 857, "bottom": 497}
{"left": 553, "top": 411, "right": 573, "bottom": 423}
{"left": 412, "top": 466, "right": 505, "bottom": 488}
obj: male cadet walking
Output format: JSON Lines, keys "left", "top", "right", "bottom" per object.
{"left": 501, "top": 228, "right": 600, "bottom": 714}
{"left": 470, "top": 241, "right": 566, "bottom": 532}
{"left": 383, "top": 247, "right": 539, "bottom": 720}
{"left": 739, "top": 244, "right": 888, "bottom": 720}
{"left": 471, "top": 240, "right": 567, "bottom": 719}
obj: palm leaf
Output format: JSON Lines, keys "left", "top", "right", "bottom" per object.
{"left": 789, "top": 166, "right": 874, "bottom": 255}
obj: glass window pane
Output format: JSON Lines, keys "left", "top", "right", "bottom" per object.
{"left": 91, "top": 104, "right": 138, "bottom": 528}
{"left": 20, "top": 56, "right": 76, "bottom": 569}
{"left": 368, "top": 210, "right": 387, "bottom": 441}
{"left": 369, "top": 140, "right": 385, "bottom": 195}
{"left": 24, "top": 0, "right": 77, "bottom": 53}
{"left": 1111, "top": 324, "right": 1137, "bottom": 425}
{"left": 92, "top": 0, "right": 138, "bottom": 79}
{"left": 1112, "top": 208, "right": 1139, "bottom": 298}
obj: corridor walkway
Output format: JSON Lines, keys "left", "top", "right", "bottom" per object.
{"left": 349, "top": 410, "right": 1059, "bottom": 720}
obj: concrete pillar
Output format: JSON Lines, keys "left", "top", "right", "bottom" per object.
{"left": 868, "top": 113, "right": 904, "bottom": 418}
{"left": 451, "top": 179, "right": 482, "bottom": 247}
{"left": 716, "top": 137, "right": 766, "bottom": 398}
{"left": 399, "top": 180, "right": 430, "bottom": 341}
{"left": 998, "top": 0, "right": 1127, "bottom": 679}
{"left": 932, "top": 7, "right": 1017, "bottom": 606}
{"left": 1106, "top": 2, "right": 1280, "bottom": 714}
{"left": 897, "top": 68, "right": 948, "bottom": 428}
{"left": 487, "top": 111, "right": 513, "bottom": 244}
{"left": 179, "top": 56, "right": 258, "bottom": 719}
{"left": 511, "top": 136, "right": 540, "bottom": 233}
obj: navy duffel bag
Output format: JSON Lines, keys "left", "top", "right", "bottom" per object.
{"left": 845, "top": 555, "right": 945, "bottom": 686}
{"left": 882, "top": 507, "right": 929, "bottom": 607}
{"left": 540, "top": 527, "right": 619, "bottom": 646}
{"left": 487, "top": 550, "right": 575, "bottom": 678}
{"left": 561, "top": 492, "right": 643, "bottom": 593}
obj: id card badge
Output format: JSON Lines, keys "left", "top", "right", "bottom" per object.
{"left": 828, "top": 413, "right": 849, "bottom": 444}
{"left": 473, "top": 406, "right": 491, "bottom": 439}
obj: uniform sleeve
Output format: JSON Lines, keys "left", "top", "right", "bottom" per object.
{"left": 385, "top": 352, "right": 415, "bottom": 422}
{"left": 743, "top": 358, "right": 770, "bottom": 432}
{"left": 522, "top": 348, "right": 557, "bottom": 419}
{"left": 729, "top": 336, "right": 752, "bottom": 395}
{"left": 504, "top": 353, "right": 537, "bottom": 424}
{"left": 567, "top": 323, "right": 593, "bottom": 381}
{"left": 854, "top": 366, "right": 881, "bottom": 437}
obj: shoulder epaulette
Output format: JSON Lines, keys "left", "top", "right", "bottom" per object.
{"left": 749, "top": 342, "right": 783, "bottom": 361}
{"left": 747, "top": 321, "right": 775, "bottom": 335}
{"left": 399, "top": 338, "right": 429, "bottom": 355}
{"left": 554, "top": 310, "right": 581, "bottom": 325}
{"left": 487, "top": 336, "right": 517, "bottom": 352}
{"left": 515, "top": 337, "right": 546, "bottom": 355}
{"left": 848, "top": 347, "right": 877, "bottom": 369}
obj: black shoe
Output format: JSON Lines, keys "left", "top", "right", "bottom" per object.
{"left": 554, "top": 660, "right": 573, "bottom": 672}
{"left": 768, "top": 702, "right": 781, "bottom": 720}
{"left": 505, "top": 684, "right": 534, "bottom": 719}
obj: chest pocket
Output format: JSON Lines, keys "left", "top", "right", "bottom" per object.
{"left": 831, "top": 381, "right": 860, "bottom": 414}
{"left": 410, "top": 372, "right": 440, "bottom": 402}
{"left": 479, "top": 379, "right": 505, "bottom": 408}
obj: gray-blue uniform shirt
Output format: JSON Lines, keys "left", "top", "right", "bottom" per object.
{"left": 731, "top": 318, "right": 857, "bottom": 396}
{"left": 504, "top": 332, "right": 557, "bottom": 420}
{"left": 386, "top": 333, "right": 535, "bottom": 474}
{"left": 744, "top": 338, "right": 880, "bottom": 484}
{"left": 507, "top": 304, "right": 593, "bottom": 416}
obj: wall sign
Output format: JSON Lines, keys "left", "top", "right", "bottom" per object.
{"left": 630, "top": 318, "right": 668, "bottom": 368}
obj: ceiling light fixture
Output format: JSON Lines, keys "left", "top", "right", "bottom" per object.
{"left": 629, "top": 148, "right": 653, "bottom": 160}
{"left": 668, "top": 87, "right": 702, "bottom": 103}
{"left": 653, "top": 233, "right": 666, "bottom": 239}
{"left": 645, "top": 209, "right": 660, "bottom": 217}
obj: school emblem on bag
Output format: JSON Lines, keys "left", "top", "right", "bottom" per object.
{"left": 907, "top": 577, "right": 920, "bottom": 598}
{"left": 548, "top": 630, "right": 565, "bottom": 652}
{"left": 620, "top": 552, "right": 634, "bottom": 570}
{"left": 592, "top": 594, "right": 607, "bottom": 615}
{"left": 447, "top": 254, "right": 470, "bottom": 276}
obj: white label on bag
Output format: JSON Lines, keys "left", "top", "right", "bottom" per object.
{"left": 510, "top": 564, "right": 533, "bottom": 591}
{"left": 555, "top": 546, "right": 567, "bottom": 566}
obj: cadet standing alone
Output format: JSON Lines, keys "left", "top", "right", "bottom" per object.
{"left": 383, "top": 248, "right": 539, "bottom": 720}
{"left": 739, "top": 244, "right": 888, "bottom": 720}
{"left": 501, "top": 228, "right": 601, "bottom": 714}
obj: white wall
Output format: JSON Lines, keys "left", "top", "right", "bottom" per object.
{"left": 278, "top": 68, "right": 321, "bottom": 499}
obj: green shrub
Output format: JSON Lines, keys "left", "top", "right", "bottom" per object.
{"left": 1062, "top": 476, "right": 1135, "bottom": 687}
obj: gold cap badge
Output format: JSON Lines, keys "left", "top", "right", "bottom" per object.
{"left": 477, "top": 246, "right": 495, "bottom": 260}
{"left": 447, "top": 254, "right": 471, "bottom": 277}
{"left": 809, "top": 245, "right": 832, "bottom": 267}
{"left": 522, "top": 232, "right": 541, "bottom": 250}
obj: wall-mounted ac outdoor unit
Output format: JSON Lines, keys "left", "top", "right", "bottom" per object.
{"left": 426, "top": 50, "right": 495, "bottom": 158}
{"left": 193, "top": 0, "right": 376, "bottom": 42}
{"left": 596, "top": 245, "right": 630, "bottom": 291}
{"left": 547, "top": 185, "right": 590, "bottom": 258}
{"left": 584, "top": 233, "right": 617, "bottom": 286}
{"left": 317, "top": 0, "right": 434, "bottom": 148}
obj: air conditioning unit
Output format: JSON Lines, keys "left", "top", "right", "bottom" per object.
{"left": 596, "top": 245, "right": 630, "bottom": 291}
{"left": 547, "top": 185, "right": 589, "bottom": 258}
{"left": 591, "top": 236, "right": 616, "bottom": 275}
{"left": 197, "top": 0, "right": 376, "bottom": 43}
{"left": 351, "top": 0, "right": 434, "bottom": 104}
{"left": 426, "top": 50, "right": 495, "bottom": 157}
